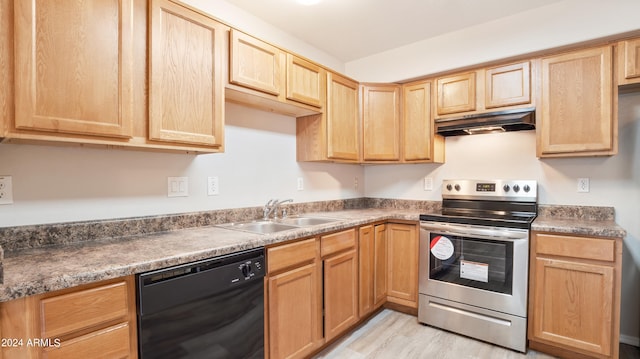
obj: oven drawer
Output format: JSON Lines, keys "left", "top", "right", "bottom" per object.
{"left": 419, "top": 294, "right": 527, "bottom": 352}
{"left": 535, "top": 233, "right": 615, "bottom": 262}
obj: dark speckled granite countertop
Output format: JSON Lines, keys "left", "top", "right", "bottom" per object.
{"left": 0, "top": 208, "right": 422, "bottom": 302}
{"left": 532, "top": 204, "right": 626, "bottom": 238}
{"left": 0, "top": 201, "right": 626, "bottom": 303}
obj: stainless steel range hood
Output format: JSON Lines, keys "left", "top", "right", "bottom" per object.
{"left": 435, "top": 107, "right": 535, "bottom": 136}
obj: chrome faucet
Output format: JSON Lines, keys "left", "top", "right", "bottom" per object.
{"left": 263, "top": 199, "right": 293, "bottom": 220}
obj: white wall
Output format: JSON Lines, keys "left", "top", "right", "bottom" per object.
{"left": 182, "top": 0, "right": 344, "bottom": 73}
{"left": 346, "top": 0, "right": 640, "bottom": 82}
{"left": 0, "top": 103, "right": 364, "bottom": 227}
{"left": 365, "top": 91, "right": 640, "bottom": 344}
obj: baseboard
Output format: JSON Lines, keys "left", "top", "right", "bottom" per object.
{"left": 620, "top": 334, "right": 640, "bottom": 347}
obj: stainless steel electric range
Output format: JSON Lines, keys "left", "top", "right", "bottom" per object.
{"left": 418, "top": 179, "right": 538, "bottom": 353}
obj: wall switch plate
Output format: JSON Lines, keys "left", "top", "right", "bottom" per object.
{"left": 577, "top": 178, "right": 590, "bottom": 193}
{"left": 424, "top": 177, "right": 433, "bottom": 191}
{"left": 207, "top": 176, "right": 219, "bottom": 196}
{"left": 297, "top": 177, "right": 304, "bottom": 191}
{"left": 168, "top": 177, "right": 189, "bottom": 197}
{"left": 0, "top": 176, "right": 13, "bottom": 205}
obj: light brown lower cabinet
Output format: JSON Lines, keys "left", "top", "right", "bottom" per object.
{"left": 266, "top": 222, "right": 419, "bottom": 358}
{"left": 266, "top": 238, "right": 323, "bottom": 359}
{"left": 359, "top": 224, "right": 387, "bottom": 317}
{"left": 0, "top": 276, "right": 138, "bottom": 359}
{"left": 321, "top": 229, "right": 359, "bottom": 342}
{"left": 528, "top": 231, "right": 622, "bottom": 359}
{"left": 386, "top": 222, "right": 419, "bottom": 308}
{"left": 323, "top": 248, "right": 359, "bottom": 341}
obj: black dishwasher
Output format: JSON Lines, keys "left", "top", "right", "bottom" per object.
{"left": 137, "top": 248, "right": 265, "bottom": 359}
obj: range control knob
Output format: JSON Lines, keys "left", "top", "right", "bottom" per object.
{"left": 503, "top": 184, "right": 510, "bottom": 192}
{"left": 454, "top": 184, "right": 461, "bottom": 191}
{"left": 513, "top": 184, "right": 520, "bottom": 193}
{"left": 446, "top": 184, "right": 453, "bottom": 191}
{"left": 523, "top": 184, "right": 531, "bottom": 193}
{"left": 241, "top": 263, "right": 252, "bottom": 278}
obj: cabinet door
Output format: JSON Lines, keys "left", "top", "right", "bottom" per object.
{"left": 268, "top": 262, "right": 322, "bottom": 359}
{"left": 436, "top": 72, "right": 476, "bottom": 115}
{"left": 531, "top": 258, "right": 614, "bottom": 356}
{"left": 373, "top": 224, "right": 387, "bottom": 307}
{"left": 287, "top": 54, "right": 324, "bottom": 108}
{"left": 403, "top": 81, "right": 434, "bottom": 161}
{"left": 230, "top": 29, "right": 284, "bottom": 96}
{"left": 386, "top": 223, "right": 418, "bottom": 308}
{"left": 619, "top": 38, "right": 640, "bottom": 85}
{"left": 149, "top": 0, "right": 224, "bottom": 147}
{"left": 485, "top": 61, "right": 531, "bottom": 108}
{"left": 327, "top": 73, "right": 360, "bottom": 161}
{"left": 324, "top": 249, "right": 359, "bottom": 342}
{"left": 14, "top": 0, "right": 133, "bottom": 138}
{"left": 362, "top": 85, "right": 401, "bottom": 161}
{"left": 538, "top": 46, "right": 614, "bottom": 156}
{"left": 358, "top": 225, "right": 374, "bottom": 316}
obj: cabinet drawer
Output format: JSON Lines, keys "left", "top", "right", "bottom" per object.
{"left": 321, "top": 229, "right": 356, "bottom": 257}
{"left": 40, "top": 281, "right": 129, "bottom": 338}
{"left": 268, "top": 238, "right": 318, "bottom": 274}
{"left": 43, "top": 323, "right": 131, "bottom": 359}
{"left": 536, "top": 233, "right": 615, "bottom": 262}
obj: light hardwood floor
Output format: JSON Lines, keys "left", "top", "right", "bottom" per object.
{"left": 314, "top": 309, "right": 640, "bottom": 359}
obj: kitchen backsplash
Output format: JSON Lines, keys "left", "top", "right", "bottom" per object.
{"left": 0, "top": 198, "right": 440, "bottom": 252}
{"left": 0, "top": 200, "right": 616, "bottom": 253}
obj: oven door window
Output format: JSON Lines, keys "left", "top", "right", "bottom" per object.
{"left": 428, "top": 233, "right": 513, "bottom": 295}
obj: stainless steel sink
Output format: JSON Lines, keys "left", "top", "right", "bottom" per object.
{"left": 278, "top": 216, "right": 340, "bottom": 226}
{"left": 216, "top": 216, "right": 340, "bottom": 234}
{"left": 217, "top": 220, "right": 300, "bottom": 234}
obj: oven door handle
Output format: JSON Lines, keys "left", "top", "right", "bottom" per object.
{"left": 420, "top": 222, "right": 528, "bottom": 241}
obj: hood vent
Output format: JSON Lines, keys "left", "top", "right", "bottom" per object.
{"left": 435, "top": 107, "right": 535, "bottom": 137}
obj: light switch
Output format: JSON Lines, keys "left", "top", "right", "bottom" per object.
{"left": 168, "top": 177, "right": 189, "bottom": 197}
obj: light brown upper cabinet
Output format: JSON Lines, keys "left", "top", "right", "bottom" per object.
{"left": 297, "top": 72, "right": 359, "bottom": 162}
{"left": 436, "top": 61, "right": 532, "bottom": 117}
{"left": 362, "top": 84, "right": 401, "bottom": 161}
{"left": 436, "top": 72, "right": 476, "bottom": 115}
{"left": 326, "top": 73, "right": 359, "bottom": 161}
{"left": 227, "top": 30, "right": 321, "bottom": 118}
{"left": 402, "top": 80, "right": 444, "bottom": 163}
{"left": 13, "top": 0, "right": 134, "bottom": 138}
{"left": 149, "top": 0, "right": 225, "bottom": 147}
{"left": 229, "top": 29, "right": 284, "bottom": 96}
{"left": 618, "top": 38, "right": 640, "bottom": 87}
{"left": 286, "top": 54, "right": 325, "bottom": 108}
{"left": 485, "top": 61, "right": 531, "bottom": 108}
{"left": 537, "top": 45, "right": 616, "bottom": 157}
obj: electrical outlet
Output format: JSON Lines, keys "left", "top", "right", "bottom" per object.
{"left": 354, "top": 176, "right": 359, "bottom": 190}
{"left": 577, "top": 178, "right": 590, "bottom": 193}
{"left": 424, "top": 177, "right": 433, "bottom": 191}
{"left": 0, "top": 176, "right": 13, "bottom": 205}
{"left": 296, "top": 177, "right": 304, "bottom": 191}
{"left": 168, "top": 177, "right": 189, "bottom": 197}
{"left": 207, "top": 176, "right": 219, "bottom": 196}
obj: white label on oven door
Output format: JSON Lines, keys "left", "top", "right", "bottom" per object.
{"left": 460, "top": 260, "right": 489, "bottom": 282}
{"left": 430, "top": 236, "right": 454, "bottom": 260}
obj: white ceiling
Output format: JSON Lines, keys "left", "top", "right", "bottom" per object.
{"left": 224, "top": 0, "right": 564, "bottom": 63}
